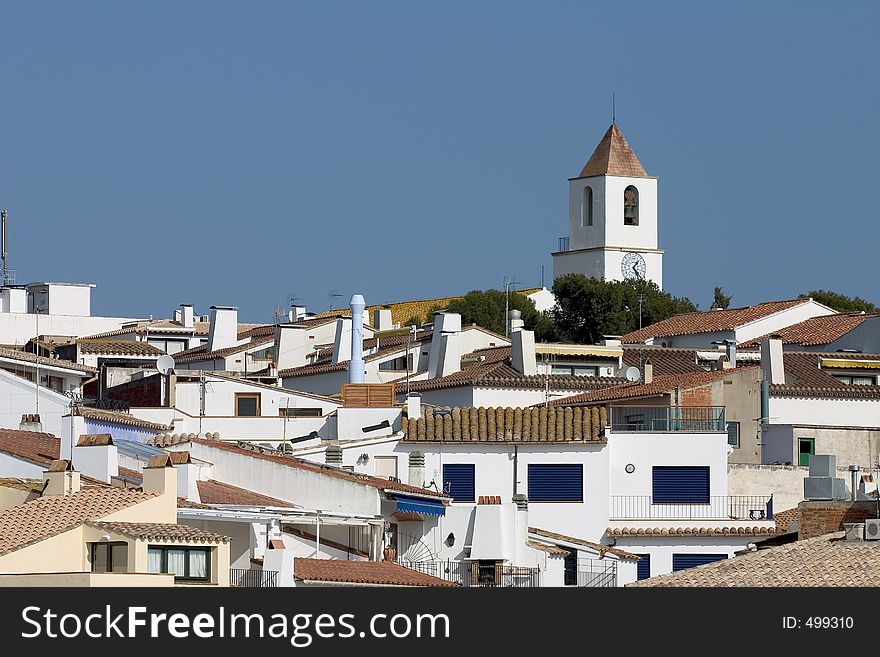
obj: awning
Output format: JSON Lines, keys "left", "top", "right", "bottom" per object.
{"left": 393, "top": 495, "right": 446, "bottom": 517}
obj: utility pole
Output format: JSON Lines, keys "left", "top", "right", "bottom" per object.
{"left": 503, "top": 275, "right": 521, "bottom": 337}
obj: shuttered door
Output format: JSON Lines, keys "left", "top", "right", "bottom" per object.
{"left": 672, "top": 553, "right": 727, "bottom": 572}
{"left": 527, "top": 464, "right": 583, "bottom": 502}
{"left": 636, "top": 554, "right": 651, "bottom": 580}
{"left": 442, "top": 464, "right": 475, "bottom": 502}
{"left": 652, "top": 466, "right": 710, "bottom": 503}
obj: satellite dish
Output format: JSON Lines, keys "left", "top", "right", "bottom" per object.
{"left": 157, "top": 355, "right": 176, "bottom": 375}
{"left": 625, "top": 366, "right": 641, "bottom": 382}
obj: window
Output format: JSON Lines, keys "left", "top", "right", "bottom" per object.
{"left": 563, "top": 550, "right": 578, "bottom": 585}
{"left": 374, "top": 455, "right": 398, "bottom": 480}
{"left": 550, "top": 364, "right": 599, "bottom": 377}
{"left": 652, "top": 466, "right": 710, "bottom": 503}
{"left": 798, "top": 438, "right": 815, "bottom": 467}
{"left": 147, "top": 338, "right": 187, "bottom": 355}
{"left": 835, "top": 374, "right": 875, "bottom": 385}
{"left": 148, "top": 546, "right": 211, "bottom": 582}
{"left": 581, "top": 186, "right": 593, "bottom": 227}
{"left": 672, "top": 553, "right": 727, "bottom": 572}
{"left": 527, "top": 464, "right": 583, "bottom": 502}
{"left": 279, "top": 407, "right": 322, "bottom": 418}
{"left": 235, "top": 393, "right": 261, "bottom": 417}
{"left": 624, "top": 185, "right": 639, "bottom": 225}
{"left": 636, "top": 554, "right": 651, "bottom": 580}
{"left": 91, "top": 542, "right": 128, "bottom": 573}
{"left": 727, "top": 421, "right": 740, "bottom": 448}
{"left": 442, "top": 463, "right": 475, "bottom": 502}
{"left": 378, "top": 354, "right": 413, "bottom": 371}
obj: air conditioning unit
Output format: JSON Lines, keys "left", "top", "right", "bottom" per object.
{"left": 864, "top": 519, "right": 880, "bottom": 540}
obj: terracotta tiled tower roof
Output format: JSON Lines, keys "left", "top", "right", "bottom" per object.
{"left": 578, "top": 123, "right": 648, "bottom": 178}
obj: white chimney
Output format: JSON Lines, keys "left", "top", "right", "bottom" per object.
{"left": 171, "top": 451, "right": 200, "bottom": 502}
{"left": 761, "top": 338, "right": 786, "bottom": 385}
{"left": 69, "top": 434, "right": 119, "bottom": 484}
{"left": 408, "top": 451, "right": 425, "bottom": 488}
{"left": 373, "top": 308, "right": 393, "bottom": 332}
{"left": 289, "top": 304, "right": 306, "bottom": 323}
{"left": 508, "top": 309, "right": 524, "bottom": 334}
{"left": 406, "top": 393, "right": 421, "bottom": 420}
{"left": 428, "top": 312, "right": 462, "bottom": 378}
{"left": 274, "top": 324, "right": 309, "bottom": 370}
{"left": 142, "top": 454, "right": 177, "bottom": 497}
{"left": 0, "top": 287, "right": 27, "bottom": 314}
{"left": 349, "top": 295, "right": 366, "bottom": 384}
{"left": 207, "top": 306, "right": 238, "bottom": 352}
{"left": 510, "top": 329, "right": 536, "bottom": 375}
{"left": 332, "top": 317, "right": 353, "bottom": 364}
{"left": 643, "top": 359, "right": 653, "bottom": 384}
{"left": 180, "top": 304, "right": 195, "bottom": 329}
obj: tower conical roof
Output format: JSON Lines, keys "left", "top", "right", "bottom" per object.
{"left": 578, "top": 124, "right": 648, "bottom": 178}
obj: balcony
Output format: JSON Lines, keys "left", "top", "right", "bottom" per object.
{"left": 397, "top": 560, "right": 540, "bottom": 587}
{"left": 609, "top": 495, "right": 774, "bottom": 521}
{"left": 229, "top": 568, "right": 279, "bottom": 587}
{"left": 557, "top": 236, "right": 570, "bottom": 252}
{"left": 566, "top": 558, "right": 617, "bottom": 587}
{"left": 609, "top": 406, "right": 725, "bottom": 432}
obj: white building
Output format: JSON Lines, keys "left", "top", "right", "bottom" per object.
{"left": 552, "top": 124, "right": 663, "bottom": 288}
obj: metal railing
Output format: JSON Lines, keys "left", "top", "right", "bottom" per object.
{"left": 609, "top": 406, "right": 725, "bottom": 432}
{"left": 609, "top": 495, "right": 774, "bottom": 520}
{"left": 557, "top": 236, "right": 570, "bottom": 252}
{"left": 566, "top": 558, "right": 617, "bottom": 587}
{"left": 229, "top": 568, "right": 279, "bottom": 588}
{"left": 79, "top": 396, "right": 132, "bottom": 412}
{"left": 398, "top": 560, "right": 540, "bottom": 587}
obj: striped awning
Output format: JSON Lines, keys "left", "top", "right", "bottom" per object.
{"left": 392, "top": 495, "right": 446, "bottom": 517}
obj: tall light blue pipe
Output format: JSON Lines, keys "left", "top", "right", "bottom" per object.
{"left": 349, "top": 294, "right": 366, "bottom": 384}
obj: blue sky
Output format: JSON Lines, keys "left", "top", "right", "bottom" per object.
{"left": 1, "top": 2, "right": 877, "bottom": 321}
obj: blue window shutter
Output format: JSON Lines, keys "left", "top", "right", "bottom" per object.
{"left": 527, "top": 464, "right": 583, "bottom": 502}
{"left": 652, "top": 466, "right": 710, "bottom": 503}
{"left": 672, "top": 553, "right": 727, "bottom": 572}
{"left": 442, "top": 464, "right": 475, "bottom": 502}
{"left": 636, "top": 554, "right": 651, "bottom": 580}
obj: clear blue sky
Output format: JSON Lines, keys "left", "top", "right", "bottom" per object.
{"left": 2, "top": 2, "right": 878, "bottom": 321}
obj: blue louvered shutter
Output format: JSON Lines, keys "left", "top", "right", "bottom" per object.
{"left": 652, "top": 466, "right": 710, "bottom": 503}
{"left": 527, "top": 464, "right": 583, "bottom": 502}
{"left": 442, "top": 464, "right": 475, "bottom": 502}
{"left": 672, "top": 553, "right": 727, "bottom": 572}
{"left": 636, "top": 554, "right": 651, "bottom": 580}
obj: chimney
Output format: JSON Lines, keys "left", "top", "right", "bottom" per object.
{"left": 349, "top": 295, "right": 366, "bottom": 384}
{"left": 325, "top": 445, "right": 344, "bottom": 466}
{"left": 643, "top": 359, "right": 653, "bottom": 384}
{"left": 373, "top": 308, "right": 393, "bottom": 332}
{"left": 428, "top": 312, "right": 462, "bottom": 378}
{"left": 406, "top": 393, "right": 421, "bottom": 421}
{"left": 331, "top": 317, "right": 353, "bottom": 364}
{"left": 849, "top": 465, "right": 860, "bottom": 502}
{"left": 70, "top": 434, "right": 119, "bottom": 484}
{"left": 724, "top": 340, "right": 737, "bottom": 368}
{"left": 19, "top": 413, "right": 42, "bottom": 432}
{"left": 508, "top": 309, "right": 524, "bottom": 334}
{"left": 142, "top": 454, "right": 177, "bottom": 497}
{"left": 171, "top": 451, "right": 200, "bottom": 501}
{"left": 274, "top": 324, "right": 309, "bottom": 370}
{"left": 408, "top": 450, "right": 425, "bottom": 488}
{"left": 207, "top": 306, "right": 238, "bottom": 352}
{"left": 42, "top": 460, "right": 81, "bottom": 496}
{"left": 512, "top": 493, "right": 529, "bottom": 558}
{"left": 180, "top": 304, "right": 194, "bottom": 329}
{"left": 803, "top": 454, "right": 848, "bottom": 500}
{"left": 760, "top": 338, "right": 785, "bottom": 385}
{"left": 289, "top": 304, "right": 306, "bottom": 323}
{"left": 510, "top": 329, "right": 536, "bottom": 375}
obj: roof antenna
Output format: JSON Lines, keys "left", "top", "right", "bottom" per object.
{"left": 612, "top": 92, "right": 616, "bottom": 125}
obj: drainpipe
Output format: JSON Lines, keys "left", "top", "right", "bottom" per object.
{"left": 513, "top": 444, "right": 519, "bottom": 496}
{"left": 760, "top": 377, "right": 769, "bottom": 424}
{"left": 315, "top": 511, "right": 321, "bottom": 557}
{"left": 850, "top": 465, "right": 860, "bottom": 502}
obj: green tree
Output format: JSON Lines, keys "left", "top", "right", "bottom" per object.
{"left": 799, "top": 290, "right": 879, "bottom": 313}
{"left": 444, "top": 289, "right": 558, "bottom": 341}
{"left": 551, "top": 274, "right": 696, "bottom": 343}
{"left": 712, "top": 287, "right": 732, "bottom": 310}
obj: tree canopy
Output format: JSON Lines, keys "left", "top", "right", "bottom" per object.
{"left": 712, "top": 287, "right": 732, "bottom": 310}
{"left": 799, "top": 290, "right": 879, "bottom": 313}
{"left": 443, "top": 289, "right": 558, "bottom": 341}
{"left": 551, "top": 274, "right": 697, "bottom": 344}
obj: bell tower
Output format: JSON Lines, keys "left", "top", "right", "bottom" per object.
{"left": 552, "top": 123, "right": 664, "bottom": 289}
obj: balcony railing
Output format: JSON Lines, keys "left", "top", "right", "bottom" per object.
{"left": 566, "top": 558, "right": 617, "bottom": 587}
{"left": 609, "top": 495, "right": 774, "bottom": 521}
{"left": 230, "top": 568, "right": 279, "bottom": 587}
{"left": 398, "top": 560, "right": 540, "bottom": 587}
{"left": 557, "top": 236, "right": 570, "bottom": 252}
{"left": 610, "top": 406, "right": 725, "bottom": 432}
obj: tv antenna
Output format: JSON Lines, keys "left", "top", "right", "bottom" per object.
{"left": 1, "top": 209, "right": 13, "bottom": 286}
{"left": 503, "top": 275, "right": 522, "bottom": 337}
{"left": 328, "top": 289, "right": 343, "bottom": 311}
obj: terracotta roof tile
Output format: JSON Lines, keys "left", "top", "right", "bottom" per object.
{"left": 196, "top": 480, "right": 296, "bottom": 508}
{"left": 76, "top": 340, "right": 165, "bottom": 356}
{"left": 577, "top": 123, "right": 648, "bottom": 178}
{"left": 403, "top": 406, "right": 607, "bottom": 443}
{"left": 293, "top": 558, "right": 456, "bottom": 587}
{"left": 84, "top": 319, "right": 207, "bottom": 339}
{"left": 86, "top": 521, "right": 231, "bottom": 543}
{"left": 771, "top": 351, "right": 880, "bottom": 399}
{"left": 526, "top": 540, "right": 570, "bottom": 556}
{"left": 75, "top": 407, "right": 172, "bottom": 432}
{"left": 0, "top": 346, "right": 96, "bottom": 374}
{"left": 529, "top": 527, "right": 640, "bottom": 560}
{"left": 621, "top": 299, "right": 812, "bottom": 343}
{"left": 774, "top": 508, "right": 799, "bottom": 533}
{"left": 0, "top": 488, "right": 158, "bottom": 556}
{"left": 0, "top": 429, "right": 60, "bottom": 465}
{"left": 621, "top": 346, "right": 706, "bottom": 375}
{"left": 172, "top": 335, "right": 274, "bottom": 364}
{"left": 607, "top": 526, "right": 778, "bottom": 537}
{"left": 740, "top": 313, "right": 875, "bottom": 348}
{"left": 628, "top": 531, "right": 880, "bottom": 587}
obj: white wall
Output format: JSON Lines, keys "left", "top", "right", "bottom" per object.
{"left": 527, "top": 289, "right": 556, "bottom": 314}
{"left": 335, "top": 407, "right": 401, "bottom": 441}
{"left": 612, "top": 535, "right": 753, "bottom": 579}
{"left": 412, "top": 387, "right": 475, "bottom": 408}
{"left": 0, "top": 452, "right": 46, "bottom": 478}
{"left": 770, "top": 395, "right": 880, "bottom": 427}
{"left": 0, "top": 369, "right": 72, "bottom": 436}
{"left": 282, "top": 370, "right": 349, "bottom": 397}
{"left": 175, "top": 377, "right": 338, "bottom": 418}
{"left": 472, "top": 386, "right": 585, "bottom": 407}
{"left": 0, "top": 313, "right": 140, "bottom": 345}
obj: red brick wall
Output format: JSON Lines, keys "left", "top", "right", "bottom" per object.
{"left": 680, "top": 384, "right": 714, "bottom": 407}
{"left": 798, "top": 501, "right": 880, "bottom": 539}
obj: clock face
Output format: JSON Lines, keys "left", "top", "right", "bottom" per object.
{"left": 621, "top": 252, "right": 647, "bottom": 280}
